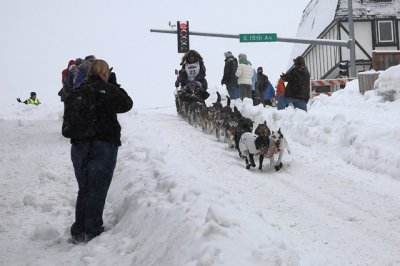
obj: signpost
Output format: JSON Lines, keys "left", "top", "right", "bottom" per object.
{"left": 239, "top": 33, "right": 277, "bottom": 42}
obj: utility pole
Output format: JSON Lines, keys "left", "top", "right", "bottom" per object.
{"left": 348, "top": 0, "right": 357, "bottom": 77}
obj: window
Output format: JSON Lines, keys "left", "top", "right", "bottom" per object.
{"left": 377, "top": 21, "right": 394, "bottom": 42}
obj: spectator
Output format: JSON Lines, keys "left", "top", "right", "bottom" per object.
{"left": 263, "top": 80, "right": 276, "bottom": 106}
{"left": 275, "top": 78, "right": 286, "bottom": 105}
{"left": 59, "top": 58, "right": 83, "bottom": 102}
{"left": 278, "top": 56, "right": 310, "bottom": 112}
{"left": 255, "top": 67, "right": 269, "bottom": 106}
{"left": 68, "top": 59, "right": 133, "bottom": 243}
{"left": 221, "top": 51, "right": 239, "bottom": 99}
{"left": 61, "top": 60, "right": 76, "bottom": 85}
{"left": 17, "top": 92, "right": 41, "bottom": 106}
{"left": 275, "top": 78, "right": 285, "bottom": 99}
{"left": 251, "top": 68, "right": 259, "bottom": 105}
{"left": 235, "top": 53, "right": 253, "bottom": 100}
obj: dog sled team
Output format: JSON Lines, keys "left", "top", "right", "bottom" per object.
{"left": 175, "top": 86, "right": 290, "bottom": 171}
{"left": 173, "top": 50, "right": 305, "bottom": 171}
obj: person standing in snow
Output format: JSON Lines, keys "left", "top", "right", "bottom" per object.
{"left": 255, "top": 67, "right": 269, "bottom": 106}
{"left": 251, "top": 68, "right": 260, "bottom": 105}
{"left": 275, "top": 77, "right": 286, "bottom": 100}
{"left": 221, "top": 51, "right": 239, "bottom": 99}
{"left": 58, "top": 58, "right": 83, "bottom": 102}
{"left": 17, "top": 92, "right": 41, "bottom": 106}
{"left": 277, "top": 56, "right": 310, "bottom": 112}
{"left": 263, "top": 80, "right": 276, "bottom": 107}
{"left": 235, "top": 53, "right": 254, "bottom": 100}
{"left": 69, "top": 59, "right": 133, "bottom": 243}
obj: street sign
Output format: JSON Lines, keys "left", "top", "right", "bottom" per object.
{"left": 239, "top": 33, "right": 277, "bottom": 42}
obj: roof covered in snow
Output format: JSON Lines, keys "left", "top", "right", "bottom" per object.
{"left": 336, "top": 0, "right": 400, "bottom": 20}
{"left": 290, "top": 0, "right": 400, "bottom": 63}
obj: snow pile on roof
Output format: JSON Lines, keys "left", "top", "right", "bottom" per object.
{"left": 291, "top": 0, "right": 400, "bottom": 62}
{"left": 290, "top": 0, "right": 338, "bottom": 63}
{"left": 337, "top": 0, "right": 400, "bottom": 20}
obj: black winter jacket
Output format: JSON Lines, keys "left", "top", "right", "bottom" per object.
{"left": 256, "top": 73, "right": 268, "bottom": 92}
{"left": 72, "top": 75, "right": 133, "bottom": 146}
{"left": 176, "top": 61, "right": 208, "bottom": 90}
{"left": 222, "top": 57, "right": 238, "bottom": 86}
{"left": 281, "top": 65, "right": 310, "bottom": 102}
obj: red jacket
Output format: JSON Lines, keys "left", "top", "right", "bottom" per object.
{"left": 61, "top": 60, "right": 76, "bottom": 84}
{"left": 276, "top": 78, "right": 285, "bottom": 98}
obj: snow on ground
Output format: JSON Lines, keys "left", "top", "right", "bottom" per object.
{"left": 0, "top": 74, "right": 400, "bottom": 266}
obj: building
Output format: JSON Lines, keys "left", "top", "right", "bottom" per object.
{"left": 290, "top": 0, "right": 400, "bottom": 82}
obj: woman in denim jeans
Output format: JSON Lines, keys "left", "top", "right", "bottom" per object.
{"left": 69, "top": 59, "right": 133, "bottom": 243}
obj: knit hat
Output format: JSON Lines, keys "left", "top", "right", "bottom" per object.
{"left": 75, "top": 58, "right": 83, "bottom": 66}
{"left": 224, "top": 51, "right": 233, "bottom": 58}
{"left": 293, "top": 56, "right": 305, "bottom": 66}
{"left": 30, "top": 92, "right": 36, "bottom": 97}
{"left": 67, "top": 60, "right": 75, "bottom": 68}
{"left": 238, "top": 53, "right": 247, "bottom": 61}
{"left": 84, "top": 55, "right": 96, "bottom": 62}
{"left": 257, "top": 66, "right": 263, "bottom": 72}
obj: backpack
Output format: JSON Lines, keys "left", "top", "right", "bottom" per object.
{"left": 62, "top": 84, "right": 98, "bottom": 139}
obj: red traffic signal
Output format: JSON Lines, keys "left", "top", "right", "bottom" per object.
{"left": 177, "top": 21, "right": 190, "bottom": 53}
{"left": 179, "top": 22, "right": 187, "bottom": 31}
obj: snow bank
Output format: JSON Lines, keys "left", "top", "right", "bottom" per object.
{"left": 375, "top": 64, "right": 400, "bottom": 101}
{"left": 103, "top": 112, "right": 300, "bottom": 265}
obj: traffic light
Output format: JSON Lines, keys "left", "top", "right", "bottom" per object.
{"left": 177, "top": 21, "right": 189, "bottom": 53}
{"left": 339, "top": 61, "right": 348, "bottom": 77}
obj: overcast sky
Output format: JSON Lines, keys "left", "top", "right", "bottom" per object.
{"left": 1, "top": 0, "right": 311, "bottom": 108}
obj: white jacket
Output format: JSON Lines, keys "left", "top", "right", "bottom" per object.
{"left": 235, "top": 63, "right": 253, "bottom": 85}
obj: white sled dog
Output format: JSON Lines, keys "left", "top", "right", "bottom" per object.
{"left": 266, "top": 129, "right": 291, "bottom": 171}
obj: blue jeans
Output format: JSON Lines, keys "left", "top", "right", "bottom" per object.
{"left": 70, "top": 140, "right": 118, "bottom": 241}
{"left": 226, "top": 82, "right": 239, "bottom": 100}
{"left": 277, "top": 96, "right": 308, "bottom": 112}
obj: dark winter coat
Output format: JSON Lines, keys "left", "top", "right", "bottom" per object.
{"left": 281, "top": 64, "right": 310, "bottom": 102}
{"left": 71, "top": 75, "right": 133, "bottom": 146}
{"left": 256, "top": 73, "right": 268, "bottom": 93}
{"left": 176, "top": 61, "right": 208, "bottom": 90}
{"left": 221, "top": 56, "right": 238, "bottom": 86}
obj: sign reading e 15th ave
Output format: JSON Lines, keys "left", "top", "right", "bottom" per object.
{"left": 239, "top": 33, "right": 277, "bottom": 42}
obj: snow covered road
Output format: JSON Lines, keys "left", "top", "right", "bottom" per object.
{"left": 1, "top": 83, "right": 400, "bottom": 265}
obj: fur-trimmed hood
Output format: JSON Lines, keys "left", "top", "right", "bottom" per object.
{"left": 180, "top": 50, "right": 204, "bottom": 65}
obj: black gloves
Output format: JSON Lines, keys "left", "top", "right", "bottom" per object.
{"left": 108, "top": 72, "right": 120, "bottom": 87}
{"left": 16, "top": 98, "right": 21, "bottom": 103}
{"left": 175, "top": 80, "right": 180, "bottom": 88}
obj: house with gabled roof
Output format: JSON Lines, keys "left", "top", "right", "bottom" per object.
{"left": 290, "top": 0, "right": 400, "bottom": 81}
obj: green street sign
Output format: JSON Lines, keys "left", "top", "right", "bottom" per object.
{"left": 239, "top": 33, "right": 277, "bottom": 42}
